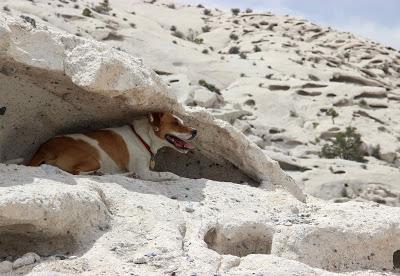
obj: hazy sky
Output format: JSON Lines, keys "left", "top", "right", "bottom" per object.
{"left": 183, "top": 0, "right": 400, "bottom": 50}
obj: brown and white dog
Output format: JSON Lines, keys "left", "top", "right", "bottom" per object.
{"left": 28, "top": 112, "right": 197, "bottom": 181}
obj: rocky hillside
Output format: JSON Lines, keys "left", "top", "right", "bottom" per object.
{"left": 1, "top": 0, "right": 400, "bottom": 275}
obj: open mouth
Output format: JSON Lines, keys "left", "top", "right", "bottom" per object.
{"left": 166, "top": 134, "right": 195, "bottom": 150}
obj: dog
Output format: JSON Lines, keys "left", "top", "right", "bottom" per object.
{"left": 28, "top": 112, "right": 197, "bottom": 181}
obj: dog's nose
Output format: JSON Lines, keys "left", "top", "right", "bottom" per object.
{"left": 191, "top": 129, "right": 197, "bottom": 138}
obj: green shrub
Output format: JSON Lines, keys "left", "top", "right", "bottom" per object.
{"left": 167, "top": 3, "right": 176, "bottom": 9}
{"left": 254, "top": 45, "right": 262, "bottom": 52}
{"left": 228, "top": 46, "right": 240, "bottom": 54}
{"left": 202, "top": 49, "right": 208, "bottom": 54}
{"left": 172, "top": 30, "right": 184, "bottom": 39}
{"left": 326, "top": 107, "right": 338, "bottom": 124}
{"left": 229, "top": 33, "right": 239, "bottom": 40}
{"left": 82, "top": 8, "right": 93, "bottom": 17}
{"left": 245, "top": 8, "right": 253, "bottom": 13}
{"left": 239, "top": 52, "right": 247, "bottom": 59}
{"left": 320, "top": 127, "right": 367, "bottom": 163}
{"left": 202, "top": 25, "right": 211, "bottom": 32}
{"left": 231, "top": 8, "right": 240, "bottom": 15}
{"left": 371, "top": 144, "right": 381, "bottom": 159}
{"left": 203, "top": 9, "right": 212, "bottom": 15}
{"left": 198, "top": 79, "right": 221, "bottom": 94}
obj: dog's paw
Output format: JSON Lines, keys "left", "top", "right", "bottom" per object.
{"left": 40, "top": 164, "right": 65, "bottom": 175}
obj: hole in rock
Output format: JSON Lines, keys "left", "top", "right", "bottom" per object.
{"left": 204, "top": 223, "right": 273, "bottom": 257}
{"left": 394, "top": 250, "right": 400, "bottom": 269}
{"left": 0, "top": 224, "right": 77, "bottom": 259}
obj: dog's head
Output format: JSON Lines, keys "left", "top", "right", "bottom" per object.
{"left": 149, "top": 112, "right": 197, "bottom": 153}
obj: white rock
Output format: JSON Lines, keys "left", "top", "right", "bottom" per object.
{"left": 0, "top": 260, "right": 13, "bottom": 273}
{"left": 13, "top": 252, "right": 40, "bottom": 269}
{"left": 191, "top": 87, "right": 223, "bottom": 108}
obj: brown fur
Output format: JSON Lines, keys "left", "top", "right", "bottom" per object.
{"left": 150, "top": 113, "right": 194, "bottom": 139}
{"left": 85, "top": 130, "right": 129, "bottom": 171}
{"left": 28, "top": 136, "right": 101, "bottom": 175}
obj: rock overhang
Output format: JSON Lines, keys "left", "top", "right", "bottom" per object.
{"left": 0, "top": 13, "right": 305, "bottom": 201}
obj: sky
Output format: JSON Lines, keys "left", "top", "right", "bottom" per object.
{"left": 183, "top": 0, "right": 400, "bottom": 50}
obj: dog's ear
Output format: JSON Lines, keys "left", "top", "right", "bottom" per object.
{"left": 148, "top": 112, "right": 163, "bottom": 130}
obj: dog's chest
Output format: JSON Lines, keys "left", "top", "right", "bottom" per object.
{"left": 109, "top": 126, "right": 152, "bottom": 171}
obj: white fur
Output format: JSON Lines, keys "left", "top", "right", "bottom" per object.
{"left": 70, "top": 118, "right": 182, "bottom": 181}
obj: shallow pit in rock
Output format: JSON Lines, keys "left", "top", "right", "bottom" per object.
{"left": 204, "top": 223, "right": 274, "bottom": 257}
{"left": 394, "top": 250, "right": 400, "bottom": 269}
{"left": 0, "top": 224, "right": 77, "bottom": 259}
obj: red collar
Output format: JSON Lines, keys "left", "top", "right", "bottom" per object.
{"left": 130, "top": 125, "right": 154, "bottom": 158}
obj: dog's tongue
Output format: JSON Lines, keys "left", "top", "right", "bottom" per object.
{"left": 174, "top": 138, "right": 195, "bottom": 149}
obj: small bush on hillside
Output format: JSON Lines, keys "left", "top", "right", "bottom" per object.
{"left": 254, "top": 45, "right": 262, "bottom": 52}
{"left": 3, "top": 6, "right": 10, "bottom": 11}
{"left": 239, "top": 52, "right": 247, "bottom": 59}
{"left": 194, "top": 38, "right": 204, "bottom": 44}
{"left": 245, "top": 8, "right": 253, "bottom": 13}
{"left": 186, "top": 29, "right": 198, "bottom": 41}
{"left": 172, "top": 30, "right": 184, "bottom": 39}
{"left": 233, "top": 19, "right": 239, "bottom": 24}
{"left": 82, "top": 8, "right": 93, "bottom": 17}
{"left": 371, "top": 144, "right": 381, "bottom": 160}
{"left": 93, "top": 0, "right": 111, "bottom": 14}
{"left": 197, "top": 4, "right": 204, "bottom": 8}
{"left": 202, "top": 25, "right": 211, "bottom": 32}
{"left": 231, "top": 8, "right": 240, "bottom": 16}
{"left": 167, "top": 3, "right": 176, "bottom": 9}
{"left": 229, "top": 33, "right": 239, "bottom": 40}
{"left": 203, "top": 9, "right": 212, "bottom": 15}
{"left": 202, "top": 49, "right": 209, "bottom": 54}
{"left": 320, "top": 127, "right": 367, "bottom": 163}
{"left": 170, "top": 25, "right": 177, "bottom": 31}
{"left": 228, "top": 46, "right": 240, "bottom": 54}
{"left": 326, "top": 108, "right": 338, "bottom": 124}
{"left": 129, "top": 23, "right": 136, "bottom": 28}
{"left": 198, "top": 79, "right": 221, "bottom": 94}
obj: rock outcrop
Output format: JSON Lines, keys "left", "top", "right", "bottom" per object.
{"left": 0, "top": 14, "right": 304, "bottom": 201}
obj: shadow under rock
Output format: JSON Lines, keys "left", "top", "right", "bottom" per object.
{"left": 88, "top": 173, "right": 208, "bottom": 202}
